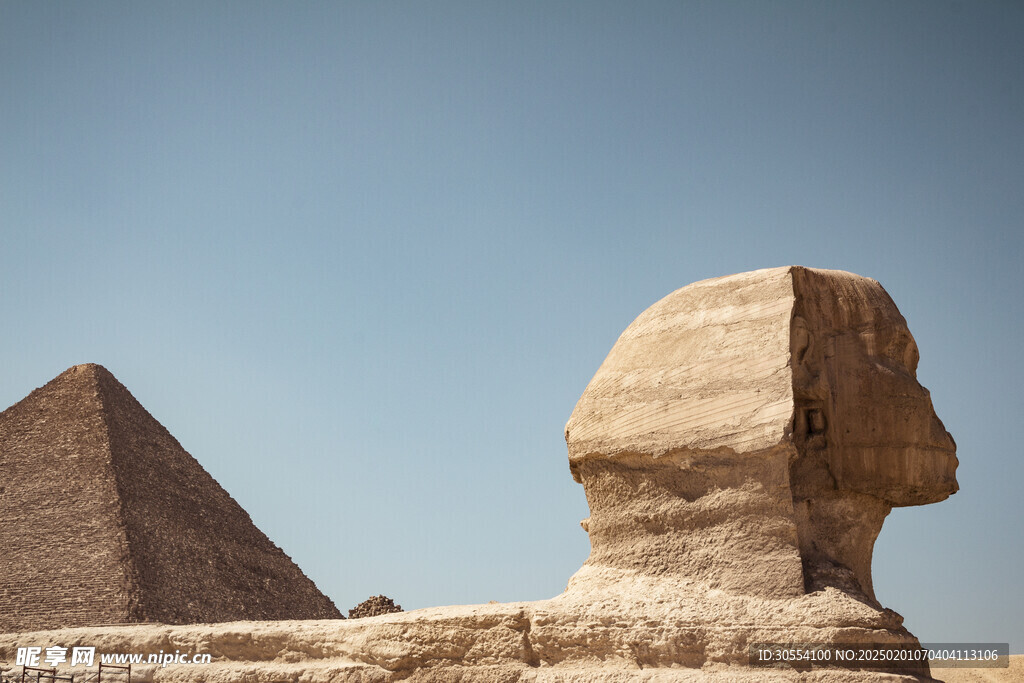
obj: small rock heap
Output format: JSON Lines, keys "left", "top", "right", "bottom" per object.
{"left": 348, "top": 595, "right": 403, "bottom": 619}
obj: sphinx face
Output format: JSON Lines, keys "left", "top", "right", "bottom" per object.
{"left": 792, "top": 269, "right": 959, "bottom": 507}
{"left": 827, "top": 300, "right": 958, "bottom": 506}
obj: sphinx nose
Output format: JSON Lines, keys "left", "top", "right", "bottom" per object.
{"left": 929, "top": 412, "right": 956, "bottom": 452}
{"left": 920, "top": 389, "right": 955, "bottom": 451}
{"left": 928, "top": 413, "right": 959, "bottom": 493}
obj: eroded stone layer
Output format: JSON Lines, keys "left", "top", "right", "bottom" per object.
{"left": 566, "top": 267, "right": 796, "bottom": 463}
{"left": 0, "top": 606, "right": 936, "bottom": 682}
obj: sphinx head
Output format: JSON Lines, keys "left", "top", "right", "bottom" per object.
{"left": 565, "top": 266, "right": 957, "bottom": 600}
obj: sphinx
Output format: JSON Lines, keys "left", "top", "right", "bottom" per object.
{"left": 564, "top": 265, "right": 957, "bottom": 604}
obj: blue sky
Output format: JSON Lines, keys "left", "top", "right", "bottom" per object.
{"left": 2, "top": 1, "right": 1021, "bottom": 651}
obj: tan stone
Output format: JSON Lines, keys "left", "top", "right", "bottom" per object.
{"left": 565, "top": 266, "right": 957, "bottom": 605}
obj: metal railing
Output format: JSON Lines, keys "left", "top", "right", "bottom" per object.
{"left": 17, "top": 667, "right": 73, "bottom": 682}
{"left": 0, "top": 663, "right": 129, "bottom": 683}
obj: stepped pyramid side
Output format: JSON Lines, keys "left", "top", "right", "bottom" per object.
{"left": 0, "top": 365, "right": 136, "bottom": 632}
{"left": 0, "top": 364, "right": 341, "bottom": 632}
{"left": 92, "top": 365, "right": 341, "bottom": 623}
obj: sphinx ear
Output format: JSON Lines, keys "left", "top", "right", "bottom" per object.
{"left": 792, "top": 316, "right": 812, "bottom": 369}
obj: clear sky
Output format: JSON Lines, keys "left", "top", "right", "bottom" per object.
{"left": 2, "top": 0, "right": 1021, "bottom": 652}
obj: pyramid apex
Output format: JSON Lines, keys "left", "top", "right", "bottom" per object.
{"left": 54, "top": 363, "right": 117, "bottom": 386}
{"left": 65, "top": 362, "right": 109, "bottom": 375}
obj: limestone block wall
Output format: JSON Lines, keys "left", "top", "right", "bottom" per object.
{"left": 94, "top": 366, "right": 341, "bottom": 623}
{"left": 0, "top": 365, "right": 135, "bottom": 632}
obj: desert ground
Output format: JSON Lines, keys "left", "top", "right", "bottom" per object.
{"left": 931, "top": 656, "right": 1022, "bottom": 683}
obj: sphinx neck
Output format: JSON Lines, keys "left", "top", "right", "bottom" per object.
{"left": 790, "top": 491, "right": 890, "bottom": 602}
{"left": 570, "top": 447, "right": 807, "bottom": 598}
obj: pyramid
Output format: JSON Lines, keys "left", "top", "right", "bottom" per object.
{"left": 0, "top": 364, "right": 341, "bottom": 632}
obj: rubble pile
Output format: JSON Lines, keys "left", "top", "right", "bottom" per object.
{"left": 347, "top": 595, "right": 403, "bottom": 619}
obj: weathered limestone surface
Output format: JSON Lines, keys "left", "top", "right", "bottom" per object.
{"left": 564, "top": 266, "right": 958, "bottom": 605}
{"left": 0, "top": 267, "right": 959, "bottom": 680}
{"left": 0, "top": 364, "right": 341, "bottom": 632}
{"left": 0, "top": 613, "right": 954, "bottom": 682}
